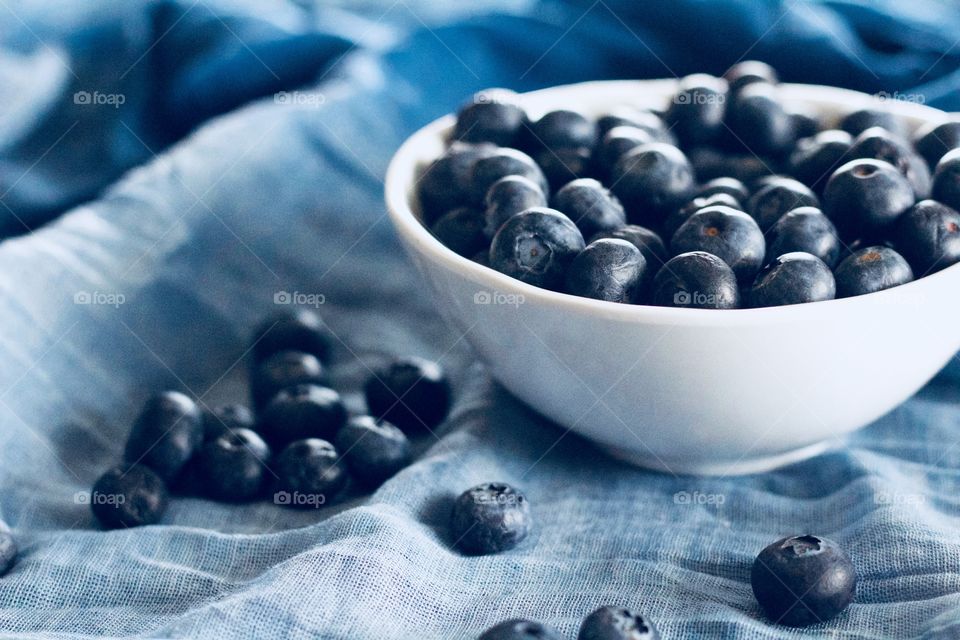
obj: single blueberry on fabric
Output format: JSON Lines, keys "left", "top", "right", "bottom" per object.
{"left": 202, "top": 403, "right": 255, "bottom": 442}
{"left": 611, "top": 142, "right": 695, "bottom": 226}
{"left": 651, "top": 251, "right": 740, "bottom": 309}
{"left": 823, "top": 159, "right": 915, "bottom": 238}
{"left": 565, "top": 239, "right": 646, "bottom": 304}
{"left": 250, "top": 308, "right": 333, "bottom": 365}
{"left": 363, "top": 356, "right": 451, "bottom": 434}
{"left": 250, "top": 350, "right": 327, "bottom": 409}
{"left": 577, "top": 606, "right": 660, "bottom": 640}
{"left": 417, "top": 142, "right": 496, "bottom": 224}
{"left": 748, "top": 252, "right": 836, "bottom": 307}
{"left": 258, "top": 384, "right": 347, "bottom": 446}
{"left": 747, "top": 177, "right": 819, "bottom": 231}
{"left": 273, "top": 439, "right": 346, "bottom": 509}
{"left": 766, "top": 206, "right": 842, "bottom": 268}
{"left": 895, "top": 199, "right": 960, "bottom": 274}
{"left": 751, "top": 535, "right": 857, "bottom": 627}
{"left": 788, "top": 129, "right": 854, "bottom": 193}
{"left": 913, "top": 121, "right": 960, "bottom": 169}
{"left": 124, "top": 391, "right": 204, "bottom": 483}
{"left": 478, "top": 619, "right": 561, "bottom": 640}
{"left": 671, "top": 205, "right": 766, "bottom": 283}
{"left": 470, "top": 148, "right": 549, "bottom": 206}
{"left": 335, "top": 416, "right": 412, "bottom": 488}
{"left": 489, "top": 207, "right": 586, "bottom": 291}
{"left": 666, "top": 73, "right": 728, "bottom": 146}
{"left": 550, "top": 178, "right": 626, "bottom": 239}
{"left": 848, "top": 127, "right": 931, "bottom": 199}
{"left": 834, "top": 246, "right": 914, "bottom": 297}
{"left": 451, "top": 482, "right": 531, "bottom": 555}
{"left": 91, "top": 464, "right": 169, "bottom": 529}
{"left": 198, "top": 428, "right": 271, "bottom": 502}
{"left": 453, "top": 89, "right": 526, "bottom": 148}
{"left": 0, "top": 532, "right": 17, "bottom": 577}
{"left": 430, "top": 206, "right": 488, "bottom": 257}
{"left": 484, "top": 175, "right": 547, "bottom": 238}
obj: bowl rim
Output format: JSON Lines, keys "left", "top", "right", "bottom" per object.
{"left": 385, "top": 79, "right": 960, "bottom": 327}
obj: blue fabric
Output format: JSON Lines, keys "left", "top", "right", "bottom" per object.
{"left": 1, "top": 0, "right": 960, "bottom": 637}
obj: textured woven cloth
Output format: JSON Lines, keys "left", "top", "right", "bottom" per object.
{"left": 1, "top": 0, "right": 960, "bottom": 637}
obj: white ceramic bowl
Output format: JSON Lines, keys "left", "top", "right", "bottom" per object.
{"left": 385, "top": 80, "right": 960, "bottom": 475}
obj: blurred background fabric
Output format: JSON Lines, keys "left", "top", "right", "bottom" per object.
{"left": 0, "top": 0, "right": 960, "bottom": 637}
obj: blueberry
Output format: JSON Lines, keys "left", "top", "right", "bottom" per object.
{"left": 589, "top": 225, "right": 668, "bottom": 270}
{"left": 822, "top": 159, "right": 915, "bottom": 238}
{"left": 913, "top": 120, "right": 960, "bottom": 169}
{"left": 767, "top": 207, "right": 841, "bottom": 268}
{"left": 664, "top": 193, "right": 742, "bottom": 241}
{"left": 788, "top": 130, "right": 853, "bottom": 193}
{"left": 124, "top": 391, "right": 203, "bottom": 483}
{"left": 611, "top": 143, "right": 695, "bottom": 226}
{"left": 689, "top": 147, "right": 774, "bottom": 184}
{"left": 471, "top": 148, "right": 549, "bottom": 206}
{"left": 565, "top": 239, "right": 646, "bottom": 303}
{"left": 198, "top": 428, "right": 270, "bottom": 502}
{"left": 91, "top": 464, "right": 168, "bottom": 529}
{"left": 671, "top": 205, "right": 765, "bottom": 283}
{"left": 577, "top": 606, "right": 660, "bottom": 640}
{"left": 251, "top": 308, "right": 333, "bottom": 365}
{"left": 431, "top": 206, "right": 487, "bottom": 257}
{"left": 0, "top": 532, "right": 15, "bottom": 576}
{"left": 478, "top": 620, "right": 561, "bottom": 640}
{"left": 202, "top": 403, "right": 255, "bottom": 442}
{"left": 895, "top": 199, "right": 960, "bottom": 274}
{"left": 258, "top": 384, "right": 347, "bottom": 447}
{"left": 697, "top": 177, "right": 749, "bottom": 203}
{"left": 484, "top": 175, "right": 548, "bottom": 238}
{"left": 533, "top": 145, "right": 593, "bottom": 191}
{"left": 747, "top": 177, "right": 819, "bottom": 231}
{"left": 595, "top": 126, "right": 654, "bottom": 178}
{"left": 724, "top": 82, "right": 795, "bottom": 157}
{"left": 751, "top": 535, "right": 857, "bottom": 627}
{"left": 834, "top": 246, "right": 913, "bottom": 297}
{"left": 723, "top": 60, "right": 778, "bottom": 93}
{"left": 250, "top": 350, "right": 326, "bottom": 409}
{"left": 666, "top": 73, "right": 727, "bottom": 146}
{"left": 525, "top": 109, "right": 596, "bottom": 152}
{"left": 748, "top": 252, "right": 835, "bottom": 308}
{"left": 451, "top": 482, "right": 531, "bottom": 554}
{"left": 551, "top": 178, "right": 626, "bottom": 238}
{"left": 273, "top": 439, "right": 347, "bottom": 508}
{"left": 364, "top": 356, "right": 451, "bottom": 433}
{"left": 790, "top": 107, "right": 820, "bottom": 140}
{"left": 840, "top": 108, "right": 907, "bottom": 139}
{"left": 453, "top": 89, "right": 526, "bottom": 147}
{"left": 652, "top": 251, "right": 740, "bottom": 309}
{"left": 932, "top": 148, "right": 960, "bottom": 211}
{"left": 597, "top": 108, "right": 672, "bottom": 143}
{"left": 334, "top": 415, "right": 412, "bottom": 488}
{"left": 848, "top": 127, "right": 931, "bottom": 199}
{"left": 489, "top": 207, "right": 586, "bottom": 290}
{"left": 417, "top": 142, "right": 495, "bottom": 225}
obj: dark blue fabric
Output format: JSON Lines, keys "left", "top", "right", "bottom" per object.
{"left": 0, "top": 1, "right": 959, "bottom": 637}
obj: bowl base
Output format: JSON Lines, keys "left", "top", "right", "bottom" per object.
{"left": 600, "top": 440, "right": 835, "bottom": 476}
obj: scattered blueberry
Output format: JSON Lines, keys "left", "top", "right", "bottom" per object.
{"left": 565, "top": 239, "right": 646, "bottom": 303}
{"left": 788, "top": 129, "right": 853, "bottom": 193}
{"left": 611, "top": 143, "right": 695, "bottom": 225}
{"left": 551, "top": 178, "right": 626, "bottom": 238}
{"left": 766, "top": 207, "right": 841, "bottom": 268}
{"left": 484, "top": 175, "right": 548, "bottom": 238}
{"left": 251, "top": 308, "right": 332, "bottom": 365}
{"left": 932, "top": 148, "right": 960, "bottom": 212}
{"left": 417, "top": 142, "right": 495, "bottom": 225}
{"left": 250, "top": 350, "right": 327, "bottom": 409}
{"left": 202, "top": 403, "right": 255, "bottom": 442}
{"left": 198, "top": 428, "right": 270, "bottom": 502}
{"left": 577, "top": 606, "right": 660, "bottom": 640}
{"left": 666, "top": 73, "right": 727, "bottom": 146}
{"left": 91, "top": 464, "right": 169, "bottom": 529}
{"left": 0, "top": 532, "right": 15, "bottom": 577}
{"left": 258, "top": 384, "right": 347, "bottom": 447}
{"left": 749, "top": 252, "right": 836, "bottom": 308}
{"left": 751, "top": 535, "right": 857, "bottom": 627}
{"left": 453, "top": 89, "right": 526, "bottom": 147}
{"left": 478, "top": 620, "right": 561, "bottom": 640}
{"left": 471, "top": 148, "right": 549, "bottom": 205}
{"left": 822, "top": 159, "right": 915, "bottom": 238}
{"left": 334, "top": 415, "right": 412, "bottom": 488}
{"left": 451, "top": 482, "right": 531, "bottom": 555}
{"left": 697, "top": 177, "right": 749, "bottom": 203}
{"left": 364, "top": 356, "right": 451, "bottom": 433}
{"left": 913, "top": 120, "right": 960, "bottom": 169}
{"left": 834, "top": 246, "right": 914, "bottom": 297}
{"left": 724, "top": 82, "right": 795, "bottom": 157}
{"left": 664, "top": 193, "right": 742, "bottom": 241}
{"left": 652, "top": 251, "right": 740, "bottom": 309}
{"left": 747, "top": 177, "right": 819, "bottom": 231}
{"left": 431, "top": 206, "right": 488, "bottom": 257}
{"left": 489, "top": 207, "right": 586, "bottom": 290}
{"left": 847, "top": 127, "right": 930, "bottom": 199}
{"left": 124, "top": 391, "right": 204, "bottom": 483}
{"left": 273, "top": 439, "right": 347, "bottom": 508}
{"left": 895, "top": 199, "right": 960, "bottom": 274}
{"left": 589, "top": 224, "right": 668, "bottom": 270}
{"left": 840, "top": 108, "right": 907, "bottom": 139}
{"left": 671, "top": 205, "right": 766, "bottom": 283}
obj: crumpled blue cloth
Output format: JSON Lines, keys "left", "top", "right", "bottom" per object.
{"left": 1, "top": 0, "right": 960, "bottom": 637}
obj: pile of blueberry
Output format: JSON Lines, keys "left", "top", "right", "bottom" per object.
{"left": 88, "top": 308, "right": 452, "bottom": 528}
{"left": 420, "top": 61, "right": 960, "bottom": 308}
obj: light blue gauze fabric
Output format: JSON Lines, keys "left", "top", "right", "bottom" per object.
{"left": 1, "top": 0, "right": 960, "bottom": 638}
